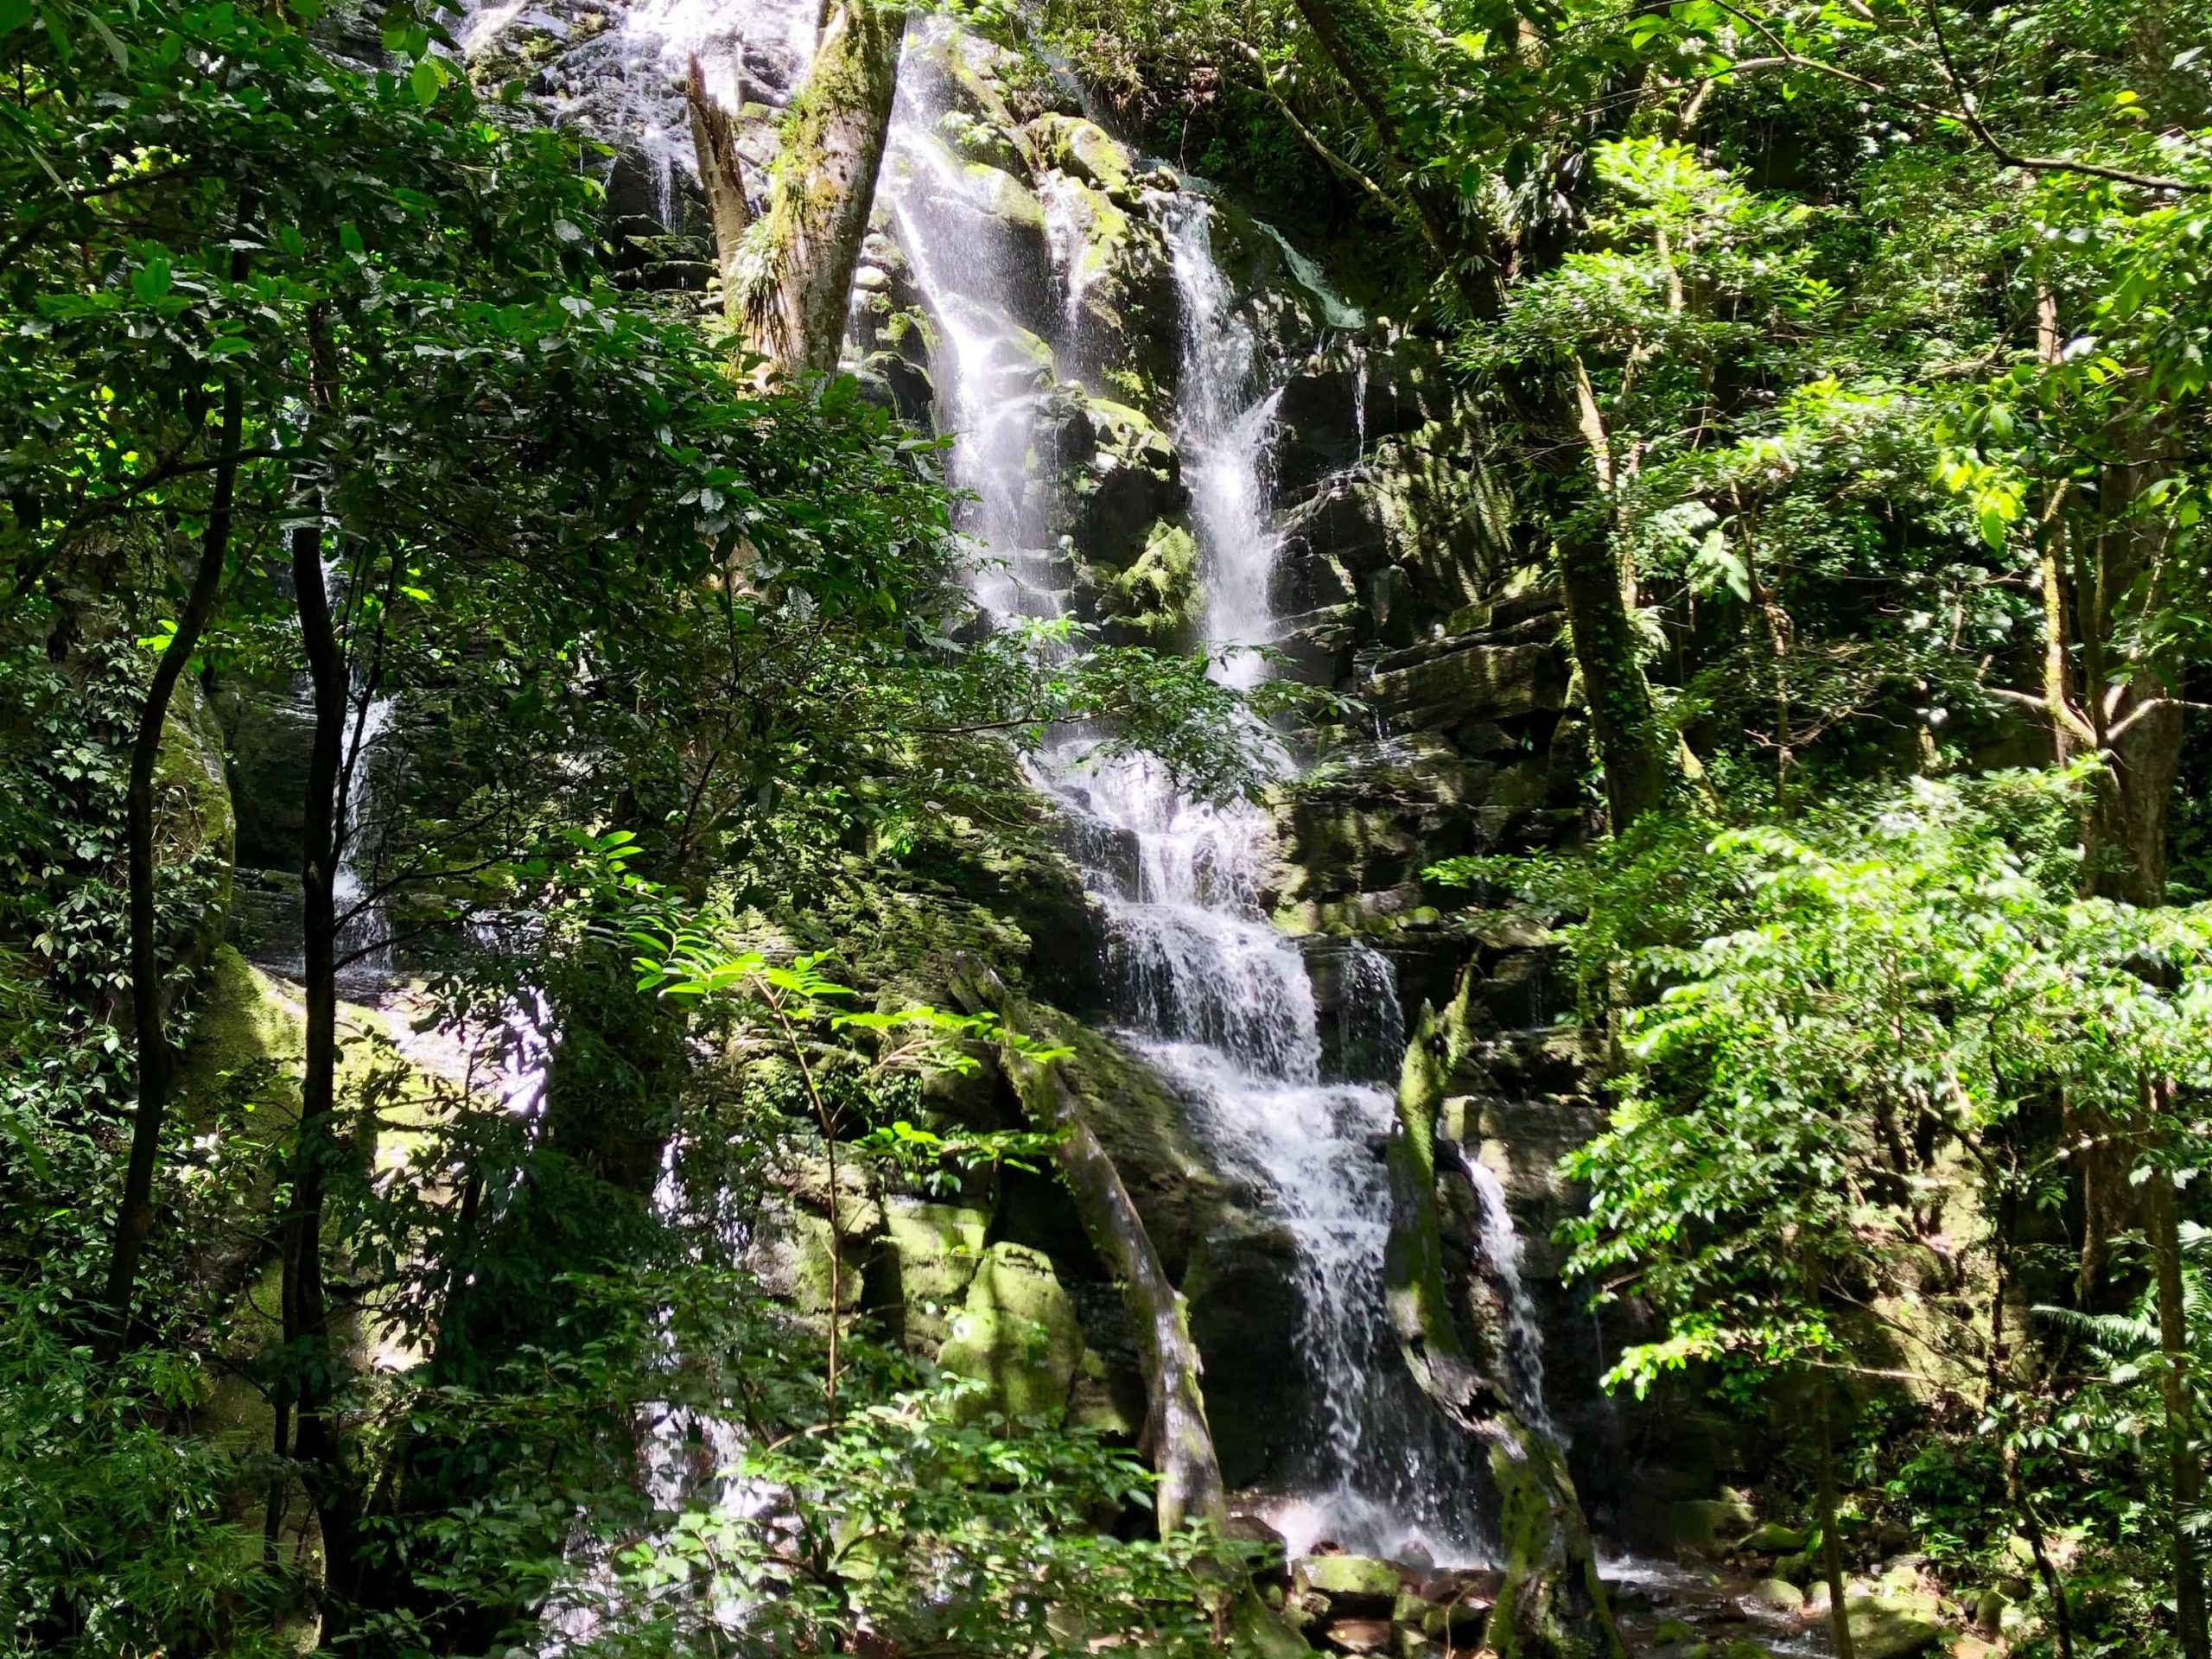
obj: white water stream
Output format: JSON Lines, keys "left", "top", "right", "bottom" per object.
{"left": 876, "top": 29, "right": 1485, "bottom": 1560}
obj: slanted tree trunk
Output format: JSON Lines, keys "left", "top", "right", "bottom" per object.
{"left": 683, "top": 55, "right": 752, "bottom": 323}
{"left": 999, "top": 1023, "right": 1225, "bottom": 1535}
{"left": 736, "top": 0, "right": 906, "bottom": 375}
{"left": 1386, "top": 982, "right": 1624, "bottom": 1659}
{"left": 99, "top": 377, "right": 243, "bottom": 1358}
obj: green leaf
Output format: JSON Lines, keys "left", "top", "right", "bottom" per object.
{"left": 0, "top": 0, "right": 31, "bottom": 34}
{"left": 130, "top": 256, "right": 173, "bottom": 302}
{"left": 410, "top": 57, "right": 442, "bottom": 105}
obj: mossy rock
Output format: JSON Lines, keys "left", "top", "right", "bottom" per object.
{"left": 960, "top": 160, "right": 1047, "bottom": 234}
{"left": 1846, "top": 1590, "right": 1948, "bottom": 1659}
{"left": 937, "top": 1240, "right": 1085, "bottom": 1422}
{"left": 1743, "top": 1580, "right": 1804, "bottom": 1615}
{"left": 1652, "top": 1620, "right": 1700, "bottom": 1644}
{"left": 158, "top": 677, "right": 236, "bottom": 956}
{"left": 1668, "top": 1495, "right": 1759, "bottom": 1550}
{"left": 882, "top": 1198, "right": 990, "bottom": 1349}
{"left": 1739, "top": 1522, "right": 1807, "bottom": 1553}
{"left": 1097, "top": 519, "right": 1199, "bottom": 641}
{"left": 753, "top": 1211, "right": 866, "bottom": 1318}
{"left": 936, "top": 107, "right": 1027, "bottom": 176}
{"left": 1027, "top": 112, "right": 1135, "bottom": 200}
{"left": 1292, "top": 1555, "right": 1402, "bottom": 1614}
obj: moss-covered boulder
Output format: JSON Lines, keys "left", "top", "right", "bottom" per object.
{"left": 1670, "top": 1496, "right": 1761, "bottom": 1550}
{"left": 880, "top": 1198, "right": 990, "bottom": 1349}
{"left": 1094, "top": 518, "right": 1199, "bottom": 643}
{"left": 1739, "top": 1522, "right": 1808, "bottom": 1553}
{"left": 156, "top": 677, "right": 236, "bottom": 960}
{"left": 938, "top": 1240, "right": 1087, "bottom": 1421}
{"left": 1845, "top": 1589, "right": 1948, "bottom": 1659}
{"left": 1293, "top": 1555, "right": 1404, "bottom": 1615}
{"left": 1066, "top": 397, "right": 1185, "bottom": 570}
{"left": 1028, "top": 112, "right": 1136, "bottom": 200}
{"left": 937, "top": 107, "right": 1027, "bottom": 175}
{"left": 1743, "top": 1580, "right": 1805, "bottom": 1614}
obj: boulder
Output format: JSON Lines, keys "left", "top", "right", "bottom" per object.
{"left": 961, "top": 159, "right": 1047, "bottom": 235}
{"left": 158, "top": 677, "right": 237, "bottom": 959}
{"left": 1095, "top": 518, "right": 1198, "bottom": 642}
{"left": 1324, "top": 1619, "right": 1395, "bottom": 1656}
{"left": 937, "top": 1241, "right": 1086, "bottom": 1422}
{"left": 1067, "top": 399, "right": 1185, "bottom": 569}
{"left": 1419, "top": 1599, "right": 1492, "bottom": 1640}
{"left": 1738, "top": 1522, "right": 1808, "bottom": 1554}
{"left": 215, "top": 675, "right": 312, "bottom": 874}
{"left": 1292, "top": 1555, "right": 1404, "bottom": 1617}
{"left": 1669, "top": 1496, "right": 1760, "bottom": 1550}
{"left": 1369, "top": 639, "right": 1568, "bottom": 730}
{"left": 1846, "top": 1589, "right": 1948, "bottom": 1659}
{"left": 1652, "top": 1619, "right": 1700, "bottom": 1644}
{"left": 936, "top": 107, "right": 1026, "bottom": 175}
{"left": 1742, "top": 1580, "right": 1805, "bottom": 1615}
{"left": 1027, "top": 112, "right": 1137, "bottom": 200}
{"left": 880, "top": 1198, "right": 990, "bottom": 1348}
{"left": 1775, "top": 1550, "right": 1817, "bottom": 1584}
{"left": 1972, "top": 1586, "right": 2012, "bottom": 1636}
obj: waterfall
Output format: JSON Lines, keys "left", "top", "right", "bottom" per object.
{"left": 1157, "top": 194, "right": 1283, "bottom": 688}
{"left": 874, "top": 28, "right": 1478, "bottom": 1562}
{"left": 1452, "top": 1147, "right": 1560, "bottom": 1443}
{"left": 455, "top": 0, "right": 1495, "bottom": 1571}
{"left": 332, "top": 688, "right": 396, "bottom": 982}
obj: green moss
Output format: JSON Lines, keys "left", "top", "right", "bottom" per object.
{"left": 960, "top": 160, "right": 1047, "bottom": 232}
{"left": 1100, "top": 519, "right": 1199, "bottom": 639}
{"left": 937, "top": 1241, "right": 1085, "bottom": 1422}
{"left": 883, "top": 1198, "right": 990, "bottom": 1348}
{"left": 1029, "top": 113, "right": 1136, "bottom": 200}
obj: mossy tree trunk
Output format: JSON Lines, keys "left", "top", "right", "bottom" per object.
{"left": 1385, "top": 978, "right": 1624, "bottom": 1659}
{"left": 732, "top": 0, "right": 906, "bottom": 377}
{"left": 999, "top": 1023, "right": 1226, "bottom": 1535}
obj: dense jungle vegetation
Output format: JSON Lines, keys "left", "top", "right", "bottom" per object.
{"left": 3, "top": 0, "right": 2212, "bottom": 1655}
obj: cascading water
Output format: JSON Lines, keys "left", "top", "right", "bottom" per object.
{"left": 878, "top": 32, "right": 1480, "bottom": 1560}
{"left": 1156, "top": 194, "right": 1283, "bottom": 688}
{"left": 455, "top": 0, "right": 1515, "bottom": 1573}
{"left": 1454, "top": 1147, "right": 1560, "bottom": 1443}
{"left": 332, "top": 688, "right": 396, "bottom": 982}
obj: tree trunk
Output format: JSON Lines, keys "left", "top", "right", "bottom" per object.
{"left": 1814, "top": 1378, "right": 1859, "bottom": 1659}
{"left": 1386, "top": 982, "right": 1624, "bottom": 1659}
{"left": 283, "top": 505, "right": 364, "bottom": 1617}
{"left": 2145, "top": 1161, "right": 2209, "bottom": 1659}
{"left": 99, "top": 375, "right": 244, "bottom": 1358}
{"left": 741, "top": 0, "right": 906, "bottom": 375}
{"left": 1557, "top": 514, "right": 1668, "bottom": 834}
{"left": 684, "top": 55, "right": 753, "bottom": 323}
{"left": 1000, "top": 1028, "right": 1226, "bottom": 1535}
